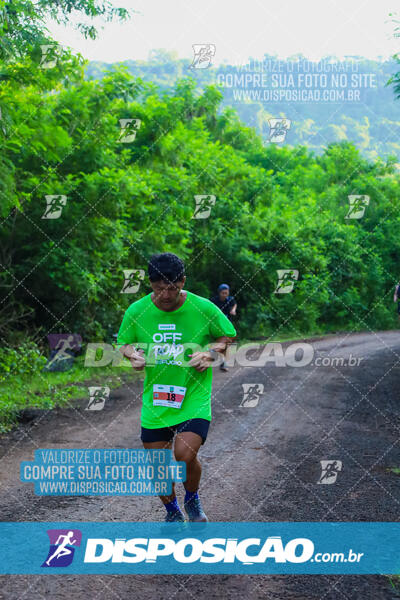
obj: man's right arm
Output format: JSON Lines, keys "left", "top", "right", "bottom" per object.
{"left": 116, "top": 308, "right": 145, "bottom": 370}
{"left": 118, "top": 344, "right": 145, "bottom": 370}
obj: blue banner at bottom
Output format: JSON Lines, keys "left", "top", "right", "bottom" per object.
{"left": 1, "top": 522, "right": 399, "bottom": 574}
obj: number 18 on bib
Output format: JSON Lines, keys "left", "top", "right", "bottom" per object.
{"left": 152, "top": 384, "right": 187, "bottom": 409}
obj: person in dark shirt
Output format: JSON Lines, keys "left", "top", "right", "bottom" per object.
{"left": 210, "top": 284, "right": 237, "bottom": 371}
{"left": 394, "top": 282, "right": 400, "bottom": 321}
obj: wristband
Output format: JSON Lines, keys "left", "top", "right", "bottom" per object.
{"left": 209, "top": 349, "right": 219, "bottom": 362}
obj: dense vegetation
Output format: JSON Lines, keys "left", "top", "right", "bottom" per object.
{"left": 87, "top": 50, "right": 400, "bottom": 161}
{"left": 1, "top": 0, "right": 400, "bottom": 428}
{"left": 2, "top": 59, "right": 400, "bottom": 344}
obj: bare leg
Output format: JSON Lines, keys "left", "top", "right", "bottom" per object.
{"left": 174, "top": 431, "right": 203, "bottom": 492}
{"left": 142, "top": 440, "right": 175, "bottom": 505}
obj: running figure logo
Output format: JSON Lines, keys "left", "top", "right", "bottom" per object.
{"left": 86, "top": 386, "right": 110, "bottom": 410}
{"left": 189, "top": 44, "right": 216, "bottom": 69}
{"left": 240, "top": 383, "right": 264, "bottom": 407}
{"left": 345, "top": 195, "right": 370, "bottom": 219}
{"left": 43, "top": 333, "right": 82, "bottom": 372}
{"left": 42, "top": 529, "right": 82, "bottom": 567}
{"left": 317, "top": 460, "right": 342, "bottom": 484}
{"left": 192, "top": 195, "right": 216, "bottom": 219}
{"left": 39, "top": 44, "right": 60, "bottom": 69}
{"left": 274, "top": 269, "right": 299, "bottom": 294}
{"left": 121, "top": 269, "right": 145, "bottom": 293}
{"left": 42, "top": 195, "right": 67, "bottom": 219}
{"left": 268, "top": 118, "right": 291, "bottom": 143}
{"left": 117, "top": 118, "right": 141, "bottom": 143}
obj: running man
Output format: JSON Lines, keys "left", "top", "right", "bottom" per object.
{"left": 210, "top": 284, "right": 237, "bottom": 372}
{"left": 394, "top": 281, "right": 400, "bottom": 321}
{"left": 117, "top": 253, "right": 237, "bottom": 522}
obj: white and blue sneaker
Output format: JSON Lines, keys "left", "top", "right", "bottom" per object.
{"left": 164, "top": 509, "right": 186, "bottom": 523}
{"left": 184, "top": 495, "right": 208, "bottom": 522}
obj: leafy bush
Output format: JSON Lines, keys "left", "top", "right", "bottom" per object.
{"left": 0, "top": 341, "right": 47, "bottom": 382}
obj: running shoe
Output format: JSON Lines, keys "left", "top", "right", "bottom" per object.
{"left": 184, "top": 496, "right": 208, "bottom": 522}
{"left": 165, "top": 510, "right": 186, "bottom": 523}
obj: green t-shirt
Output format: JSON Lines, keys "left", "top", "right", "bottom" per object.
{"left": 116, "top": 290, "right": 237, "bottom": 428}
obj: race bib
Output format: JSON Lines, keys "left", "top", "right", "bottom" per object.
{"left": 152, "top": 384, "right": 187, "bottom": 409}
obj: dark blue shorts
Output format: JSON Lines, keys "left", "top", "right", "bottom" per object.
{"left": 141, "top": 418, "right": 210, "bottom": 445}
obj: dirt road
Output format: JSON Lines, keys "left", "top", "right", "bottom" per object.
{"left": 0, "top": 331, "right": 399, "bottom": 599}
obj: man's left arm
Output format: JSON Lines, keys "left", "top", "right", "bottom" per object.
{"left": 209, "top": 335, "right": 236, "bottom": 357}
{"left": 188, "top": 336, "right": 236, "bottom": 372}
{"left": 188, "top": 300, "right": 237, "bottom": 372}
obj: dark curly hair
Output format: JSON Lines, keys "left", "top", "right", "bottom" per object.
{"left": 148, "top": 253, "right": 185, "bottom": 283}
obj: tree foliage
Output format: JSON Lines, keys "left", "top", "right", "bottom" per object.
{"left": 86, "top": 53, "right": 400, "bottom": 162}
{"left": 0, "top": 0, "right": 132, "bottom": 60}
{"left": 1, "top": 57, "right": 400, "bottom": 343}
{"left": 1, "top": 3, "right": 400, "bottom": 346}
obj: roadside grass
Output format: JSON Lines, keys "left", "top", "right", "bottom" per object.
{"left": 240, "top": 331, "right": 321, "bottom": 345}
{"left": 388, "top": 467, "right": 400, "bottom": 475}
{"left": 0, "top": 352, "right": 138, "bottom": 433}
{"left": 1, "top": 332, "right": 304, "bottom": 433}
{"left": 240, "top": 328, "right": 362, "bottom": 345}
{"left": 0, "top": 328, "right": 384, "bottom": 434}
{"left": 388, "top": 576, "right": 400, "bottom": 592}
